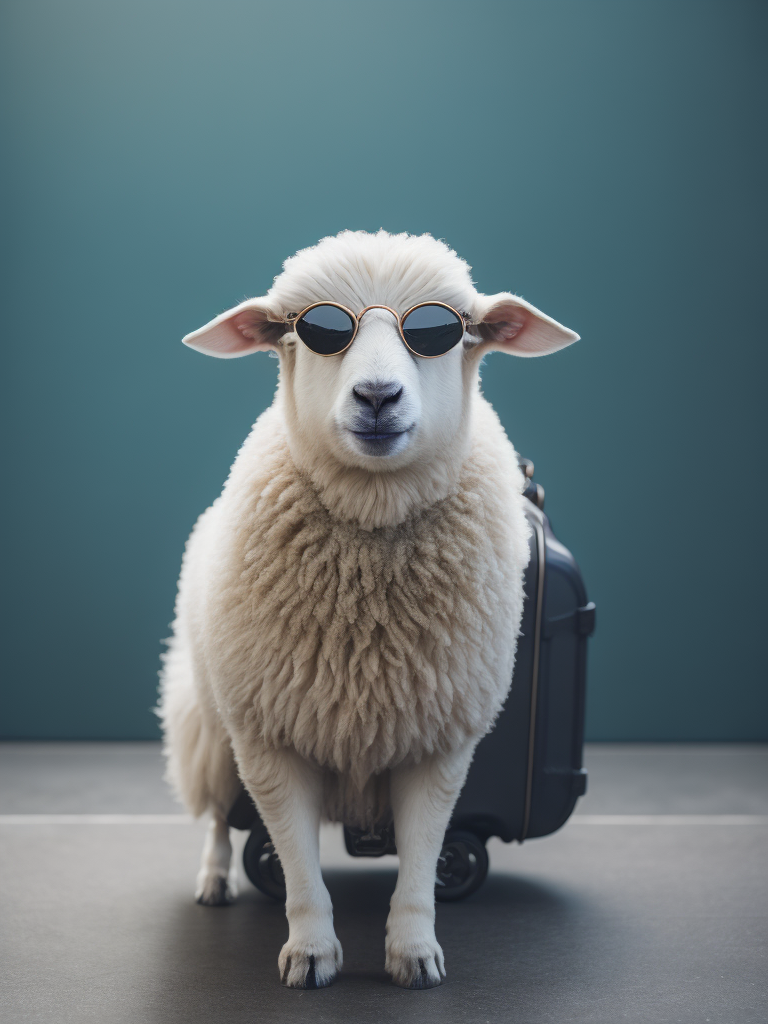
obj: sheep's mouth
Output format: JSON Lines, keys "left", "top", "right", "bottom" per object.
{"left": 348, "top": 424, "right": 415, "bottom": 457}
{"left": 352, "top": 431, "right": 405, "bottom": 441}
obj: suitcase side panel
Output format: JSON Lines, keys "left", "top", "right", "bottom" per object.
{"left": 525, "top": 517, "right": 592, "bottom": 838}
{"left": 448, "top": 508, "right": 539, "bottom": 842}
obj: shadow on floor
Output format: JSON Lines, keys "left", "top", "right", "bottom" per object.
{"left": 148, "top": 868, "right": 603, "bottom": 1023}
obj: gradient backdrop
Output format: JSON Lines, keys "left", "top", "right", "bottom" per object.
{"left": 2, "top": 0, "right": 766, "bottom": 740}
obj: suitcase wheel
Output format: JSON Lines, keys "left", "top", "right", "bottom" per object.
{"left": 434, "top": 829, "right": 489, "bottom": 902}
{"left": 242, "top": 825, "right": 286, "bottom": 901}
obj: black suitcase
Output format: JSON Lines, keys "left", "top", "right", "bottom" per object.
{"left": 227, "top": 459, "right": 595, "bottom": 901}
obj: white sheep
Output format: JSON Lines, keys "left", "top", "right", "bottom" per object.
{"left": 158, "top": 229, "right": 578, "bottom": 989}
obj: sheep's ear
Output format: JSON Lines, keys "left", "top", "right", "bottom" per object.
{"left": 182, "top": 298, "right": 287, "bottom": 358}
{"left": 471, "top": 292, "right": 579, "bottom": 358}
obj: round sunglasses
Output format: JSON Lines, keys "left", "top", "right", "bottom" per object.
{"left": 285, "top": 302, "right": 471, "bottom": 359}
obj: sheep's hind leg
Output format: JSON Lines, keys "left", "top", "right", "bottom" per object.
{"left": 236, "top": 744, "right": 342, "bottom": 988}
{"left": 386, "top": 742, "right": 477, "bottom": 988}
{"left": 195, "top": 811, "right": 237, "bottom": 905}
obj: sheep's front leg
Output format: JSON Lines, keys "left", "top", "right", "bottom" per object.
{"left": 237, "top": 744, "right": 342, "bottom": 988}
{"left": 386, "top": 742, "right": 477, "bottom": 988}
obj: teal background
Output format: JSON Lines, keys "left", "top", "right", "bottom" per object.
{"left": 2, "top": 0, "right": 766, "bottom": 740}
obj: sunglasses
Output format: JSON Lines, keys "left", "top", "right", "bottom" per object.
{"left": 285, "top": 302, "right": 471, "bottom": 359}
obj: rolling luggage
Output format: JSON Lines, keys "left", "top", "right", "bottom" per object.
{"left": 227, "top": 458, "right": 595, "bottom": 901}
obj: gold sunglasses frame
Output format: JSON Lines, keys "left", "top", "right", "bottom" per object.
{"left": 284, "top": 301, "right": 471, "bottom": 359}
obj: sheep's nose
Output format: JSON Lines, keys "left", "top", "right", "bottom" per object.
{"left": 352, "top": 381, "right": 403, "bottom": 414}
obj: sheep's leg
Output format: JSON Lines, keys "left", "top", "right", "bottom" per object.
{"left": 237, "top": 744, "right": 342, "bottom": 989}
{"left": 195, "top": 810, "right": 237, "bottom": 905}
{"left": 386, "top": 741, "right": 477, "bottom": 988}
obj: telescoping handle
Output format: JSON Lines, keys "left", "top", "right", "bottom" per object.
{"left": 517, "top": 456, "right": 545, "bottom": 511}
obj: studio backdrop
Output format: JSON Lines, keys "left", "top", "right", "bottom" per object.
{"left": 2, "top": 0, "right": 766, "bottom": 740}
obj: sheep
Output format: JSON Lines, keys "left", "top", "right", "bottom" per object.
{"left": 157, "top": 228, "right": 578, "bottom": 989}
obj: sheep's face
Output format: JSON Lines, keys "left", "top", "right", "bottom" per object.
{"left": 287, "top": 305, "right": 466, "bottom": 470}
{"left": 182, "top": 230, "right": 578, "bottom": 520}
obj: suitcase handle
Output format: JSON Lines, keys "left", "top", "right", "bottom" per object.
{"left": 518, "top": 455, "right": 545, "bottom": 510}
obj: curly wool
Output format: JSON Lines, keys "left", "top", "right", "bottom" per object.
{"left": 163, "top": 395, "right": 529, "bottom": 821}
{"left": 273, "top": 229, "right": 477, "bottom": 318}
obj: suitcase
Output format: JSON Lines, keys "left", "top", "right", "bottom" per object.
{"left": 227, "top": 458, "right": 595, "bottom": 901}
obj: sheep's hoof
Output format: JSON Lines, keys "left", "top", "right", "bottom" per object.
{"left": 195, "top": 873, "right": 237, "bottom": 906}
{"left": 279, "top": 940, "right": 342, "bottom": 989}
{"left": 386, "top": 948, "right": 445, "bottom": 989}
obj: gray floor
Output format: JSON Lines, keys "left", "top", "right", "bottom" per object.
{"left": 1, "top": 744, "right": 767, "bottom": 1023}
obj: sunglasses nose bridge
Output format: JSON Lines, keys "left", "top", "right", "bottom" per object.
{"left": 357, "top": 304, "right": 401, "bottom": 327}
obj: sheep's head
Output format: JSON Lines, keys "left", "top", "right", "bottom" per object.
{"left": 183, "top": 230, "right": 578, "bottom": 526}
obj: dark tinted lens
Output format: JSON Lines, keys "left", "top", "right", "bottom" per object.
{"left": 401, "top": 304, "right": 464, "bottom": 357}
{"left": 295, "top": 304, "right": 355, "bottom": 355}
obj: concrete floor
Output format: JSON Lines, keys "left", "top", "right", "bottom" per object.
{"left": 1, "top": 744, "right": 767, "bottom": 1023}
